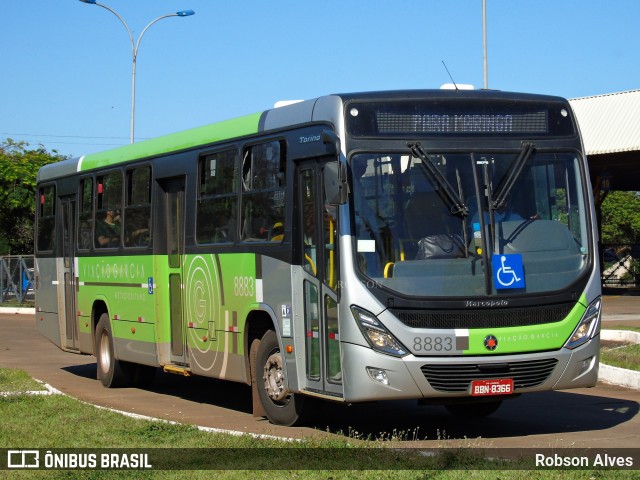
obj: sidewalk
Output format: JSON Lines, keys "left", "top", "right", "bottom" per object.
{"left": 599, "top": 291, "right": 640, "bottom": 389}
{"left": 0, "top": 306, "right": 35, "bottom": 315}
{"left": 601, "top": 289, "right": 640, "bottom": 327}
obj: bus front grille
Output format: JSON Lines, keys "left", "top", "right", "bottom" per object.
{"left": 421, "top": 358, "right": 558, "bottom": 393}
{"left": 391, "top": 303, "right": 574, "bottom": 329}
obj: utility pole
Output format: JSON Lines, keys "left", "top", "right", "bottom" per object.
{"left": 483, "top": 0, "right": 488, "bottom": 89}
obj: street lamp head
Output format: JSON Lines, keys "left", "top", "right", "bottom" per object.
{"left": 79, "top": 1, "right": 195, "bottom": 143}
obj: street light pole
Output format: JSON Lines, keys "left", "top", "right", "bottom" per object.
{"left": 482, "top": 0, "right": 488, "bottom": 89}
{"left": 78, "top": 1, "right": 195, "bottom": 143}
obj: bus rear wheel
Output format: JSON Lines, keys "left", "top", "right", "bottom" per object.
{"left": 95, "top": 313, "right": 133, "bottom": 388}
{"left": 256, "top": 330, "right": 307, "bottom": 426}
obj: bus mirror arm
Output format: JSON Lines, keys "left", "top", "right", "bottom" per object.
{"left": 322, "top": 130, "right": 348, "bottom": 205}
{"left": 322, "top": 129, "right": 340, "bottom": 156}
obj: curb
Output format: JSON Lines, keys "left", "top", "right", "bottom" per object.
{"left": 0, "top": 307, "right": 35, "bottom": 315}
{"left": 32, "top": 380, "right": 296, "bottom": 443}
{"left": 601, "top": 329, "right": 640, "bottom": 344}
{"left": 598, "top": 363, "right": 640, "bottom": 390}
{"left": 598, "top": 329, "right": 640, "bottom": 390}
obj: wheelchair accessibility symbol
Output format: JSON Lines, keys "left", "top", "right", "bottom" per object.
{"left": 492, "top": 254, "right": 525, "bottom": 290}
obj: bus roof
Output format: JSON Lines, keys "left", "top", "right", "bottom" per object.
{"left": 37, "top": 90, "right": 570, "bottom": 182}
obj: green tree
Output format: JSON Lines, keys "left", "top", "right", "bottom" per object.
{"left": 0, "top": 139, "right": 67, "bottom": 254}
{"left": 600, "top": 190, "right": 640, "bottom": 244}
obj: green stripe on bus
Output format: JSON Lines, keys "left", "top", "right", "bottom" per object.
{"left": 80, "top": 113, "right": 263, "bottom": 170}
{"left": 463, "top": 295, "right": 587, "bottom": 355}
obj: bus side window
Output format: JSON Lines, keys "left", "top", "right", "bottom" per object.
{"left": 95, "top": 171, "right": 122, "bottom": 249}
{"left": 124, "top": 166, "right": 151, "bottom": 248}
{"left": 196, "top": 149, "right": 238, "bottom": 244}
{"left": 37, "top": 185, "right": 56, "bottom": 252}
{"left": 241, "top": 140, "right": 286, "bottom": 243}
{"left": 78, "top": 178, "right": 93, "bottom": 250}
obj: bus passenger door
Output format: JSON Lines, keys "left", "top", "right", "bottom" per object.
{"left": 60, "top": 196, "right": 79, "bottom": 350}
{"left": 156, "top": 177, "right": 188, "bottom": 366}
{"left": 297, "top": 162, "right": 343, "bottom": 397}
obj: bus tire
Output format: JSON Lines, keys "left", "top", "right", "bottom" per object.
{"left": 95, "top": 313, "right": 132, "bottom": 388}
{"left": 256, "top": 329, "right": 307, "bottom": 426}
{"left": 444, "top": 400, "right": 502, "bottom": 418}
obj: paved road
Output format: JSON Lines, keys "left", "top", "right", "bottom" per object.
{"left": 1, "top": 310, "right": 639, "bottom": 449}
{"left": 601, "top": 292, "right": 640, "bottom": 327}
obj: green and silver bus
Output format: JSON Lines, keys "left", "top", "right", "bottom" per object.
{"left": 36, "top": 89, "right": 602, "bottom": 426}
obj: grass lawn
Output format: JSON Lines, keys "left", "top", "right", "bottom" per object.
{"left": 600, "top": 343, "right": 640, "bottom": 371}
{"left": 601, "top": 327, "right": 640, "bottom": 371}
{"left": 0, "top": 368, "right": 46, "bottom": 393}
{"left": 0, "top": 368, "right": 636, "bottom": 479}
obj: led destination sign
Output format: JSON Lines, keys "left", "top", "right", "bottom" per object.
{"left": 376, "top": 111, "right": 545, "bottom": 134}
{"left": 347, "top": 100, "right": 575, "bottom": 137}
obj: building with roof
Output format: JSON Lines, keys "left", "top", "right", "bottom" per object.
{"left": 570, "top": 90, "right": 640, "bottom": 192}
{"left": 570, "top": 90, "right": 640, "bottom": 288}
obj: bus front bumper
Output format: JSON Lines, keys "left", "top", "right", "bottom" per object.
{"left": 339, "top": 336, "right": 600, "bottom": 403}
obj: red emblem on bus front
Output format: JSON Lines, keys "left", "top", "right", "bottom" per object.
{"left": 484, "top": 335, "right": 498, "bottom": 351}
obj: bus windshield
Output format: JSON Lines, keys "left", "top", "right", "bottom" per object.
{"left": 350, "top": 149, "right": 590, "bottom": 297}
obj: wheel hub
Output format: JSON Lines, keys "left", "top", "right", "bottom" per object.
{"left": 263, "top": 352, "right": 288, "bottom": 402}
{"left": 99, "top": 332, "right": 111, "bottom": 373}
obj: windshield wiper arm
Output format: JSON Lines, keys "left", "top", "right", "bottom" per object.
{"left": 408, "top": 143, "right": 469, "bottom": 216}
{"left": 491, "top": 141, "right": 535, "bottom": 210}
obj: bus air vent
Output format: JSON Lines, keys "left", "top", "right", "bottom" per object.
{"left": 391, "top": 303, "right": 574, "bottom": 329}
{"left": 421, "top": 358, "right": 558, "bottom": 393}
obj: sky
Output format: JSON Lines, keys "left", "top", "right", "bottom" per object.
{"left": 1, "top": 0, "right": 638, "bottom": 158}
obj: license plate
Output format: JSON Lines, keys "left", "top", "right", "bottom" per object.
{"left": 471, "top": 378, "right": 514, "bottom": 396}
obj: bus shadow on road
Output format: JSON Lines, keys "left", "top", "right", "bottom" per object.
{"left": 145, "top": 369, "right": 253, "bottom": 414}
{"left": 62, "top": 362, "right": 97, "bottom": 379}
{"left": 61, "top": 363, "right": 253, "bottom": 415}
{"left": 61, "top": 362, "right": 638, "bottom": 442}
{"left": 306, "top": 390, "right": 640, "bottom": 441}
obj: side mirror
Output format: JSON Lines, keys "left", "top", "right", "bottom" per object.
{"left": 322, "top": 130, "right": 347, "bottom": 205}
{"left": 324, "top": 161, "right": 347, "bottom": 205}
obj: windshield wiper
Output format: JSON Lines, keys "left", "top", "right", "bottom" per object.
{"left": 491, "top": 141, "right": 535, "bottom": 210}
{"left": 408, "top": 143, "right": 469, "bottom": 216}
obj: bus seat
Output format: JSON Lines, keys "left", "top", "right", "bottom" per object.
{"left": 404, "top": 191, "right": 466, "bottom": 259}
{"left": 496, "top": 219, "right": 580, "bottom": 256}
{"left": 405, "top": 190, "right": 464, "bottom": 240}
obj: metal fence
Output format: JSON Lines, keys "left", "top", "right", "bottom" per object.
{"left": 601, "top": 244, "right": 640, "bottom": 288}
{"left": 2, "top": 247, "right": 637, "bottom": 304}
{"left": 0, "top": 255, "right": 35, "bottom": 304}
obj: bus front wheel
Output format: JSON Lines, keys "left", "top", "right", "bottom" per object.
{"left": 256, "top": 329, "right": 307, "bottom": 426}
{"left": 95, "top": 313, "right": 133, "bottom": 388}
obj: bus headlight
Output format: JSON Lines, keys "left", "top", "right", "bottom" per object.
{"left": 351, "top": 306, "right": 407, "bottom": 357}
{"left": 565, "top": 297, "right": 601, "bottom": 350}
